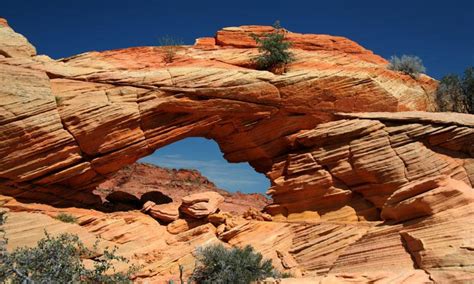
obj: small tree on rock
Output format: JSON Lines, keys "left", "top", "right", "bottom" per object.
{"left": 251, "top": 21, "right": 295, "bottom": 74}
{"left": 388, "top": 55, "right": 426, "bottom": 78}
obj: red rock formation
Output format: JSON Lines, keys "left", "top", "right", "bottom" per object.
{"left": 0, "top": 19, "right": 441, "bottom": 207}
{"left": 95, "top": 162, "right": 270, "bottom": 214}
{"left": 1, "top": 18, "right": 473, "bottom": 282}
{"left": 266, "top": 112, "right": 473, "bottom": 222}
{"left": 180, "top": 191, "right": 224, "bottom": 218}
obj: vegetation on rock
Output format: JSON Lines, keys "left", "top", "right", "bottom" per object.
{"left": 388, "top": 55, "right": 426, "bottom": 78}
{"left": 158, "top": 36, "right": 183, "bottom": 63}
{"left": 251, "top": 21, "right": 294, "bottom": 74}
{"left": 0, "top": 213, "right": 137, "bottom": 283}
{"left": 55, "top": 212, "right": 78, "bottom": 223}
{"left": 191, "top": 243, "right": 277, "bottom": 284}
{"left": 436, "top": 66, "right": 474, "bottom": 113}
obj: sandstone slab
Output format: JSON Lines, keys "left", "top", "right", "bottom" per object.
{"left": 180, "top": 191, "right": 225, "bottom": 218}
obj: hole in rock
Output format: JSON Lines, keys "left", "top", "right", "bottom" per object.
{"left": 95, "top": 137, "right": 271, "bottom": 213}
{"left": 139, "top": 137, "right": 271, "bottom": 195}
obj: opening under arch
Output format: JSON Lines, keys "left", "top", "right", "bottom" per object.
{"left": 139, "top": 137, "right": 271, "bottom": 195}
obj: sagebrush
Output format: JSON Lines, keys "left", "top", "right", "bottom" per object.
{"left": 388, "top": 55, "right": 426, "bottom": 78}
{"left": 0, "top": 213, "right": 137, "bottom": 283}
{"left": 158, "top": 36, "right": 183, "bottom": 63}
{"left": 191, "top": 243, "right": 282, "bottom": 284}
{"left": 251, "top": 20, "right": 294, "bottom": 74}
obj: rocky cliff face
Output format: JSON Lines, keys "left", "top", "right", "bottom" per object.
{"left": 1, "top": 19, "right": 473, "bottom": 282}
{"left": 0, "top": 20, "right": 440, "bottom": 206}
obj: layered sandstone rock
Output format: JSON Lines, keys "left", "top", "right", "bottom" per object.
{"left": 1, "top": 18, "right": 474, "bottom": 283}
{"left": 381, "top": 175, "right": 474, "bottom": 222}
{"left": 0, "top": 18, "right": 443, "bottom": 208}
{"left": 266, "top": 112, "right": 473, "bottom": 222}
{"left": 142, "top": 200, "right": 180, "bottom": 222}
{"left": 0, "top": 18, "right": 36, "bottom": 58}
{"left": 180, "top": 191, "right": 225, "bottom": 218}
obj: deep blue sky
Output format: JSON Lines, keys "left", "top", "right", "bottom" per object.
{"left": 3, "top": 0, "right": 473, "bottom": 193}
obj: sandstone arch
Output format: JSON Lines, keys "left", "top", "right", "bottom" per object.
{"left": 1, "top": 20, "right": 473, "bottom": 223}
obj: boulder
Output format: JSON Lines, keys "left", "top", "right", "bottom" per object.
{"left": 180, "top": 191, "right": 224, "bottom": 218}
{"left": 142, "top": 201, "right": 180, "bottom": 222}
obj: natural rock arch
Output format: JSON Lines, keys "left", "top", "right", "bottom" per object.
{"left": 1, "top": 20, "right": 473, "bottom": 222}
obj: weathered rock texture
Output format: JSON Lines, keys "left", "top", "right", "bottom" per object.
{"left": 267, "top": 112, "right": 474, "bottom": 222}
{"left": 1, "top": 19, "right": 474, "bottom": 282}
{"left": 0, "top": 21, "right": 442, "bottom": 206}
{"left": 180, "top": 191, "right": 225, "bottom": 218}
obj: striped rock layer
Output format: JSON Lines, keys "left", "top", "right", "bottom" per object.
{"left": 1, "top": 18, "right": 474, "bottom": 282}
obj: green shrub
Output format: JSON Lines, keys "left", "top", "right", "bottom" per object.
{"left": 251, "top": 21, "right": 294, "bottom": 74}
{"left": 436, "top": 66, "right": 474, "bottom": 114}
{"left": 388, "top": 55, "right": 426, "bottom": 78}
{"left": 0, "top": 228, "right": 137, "bottom": 283}
{"left": 158, "top": 36, "right": 183, "bottom": 63}
{"left": 191, "top": 244, "right": 275, "bottom": 284}
{"left": 55, "top": 212, "right": 78, "bottom": 223}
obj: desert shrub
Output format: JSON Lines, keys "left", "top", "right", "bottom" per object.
{"left": 435, "top": 66, "right": 474, "bottom": 113}
{"left": 158, "top": 36, "right": 183, "bottom": 63}
{"left": 55, "top": 212, "right": 78, "bottom": 223}
{"left": 251, "top": 20, "right": 294, "bottom": 74}
{"left": 388, "top": 55, "right": 426, "bottom": 78}
{"left": 191, "top": 244, "right": 275, "bottom": 284}
{"left": 0, "top": 229, "right": 137, "bottom": 283}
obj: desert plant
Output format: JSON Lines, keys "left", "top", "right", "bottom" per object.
{"left": 388, "top": 55, "right": 426, "bottom": 78}
{"left": 55, "top": 212, "right": 78, "bottom": 223}
{"left": 191, "top": 244, "right": 274, "bottom": 284}
{"left": 251, "top": 20, "right": 294, "bottom": 74}
{"left": 435, "top": 66, "right": 474, "bottom": 113}
{"left": 158, "top": 36, "right": 183, "bottom": 63}
{"left": 0, "top": 230, "right": 137, "bottom": 283}
{"left": 54, "top": 95, "right": 64, "bottom": 106}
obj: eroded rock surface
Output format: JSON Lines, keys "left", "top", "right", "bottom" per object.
{"left": 180, "top": 191, "right": 225, "bottom": 218}
{"left": 1, "top": 19, "right": 473, "bottom": 283}
{"left": 267, "top": 113, "right": 473, "bottom": 222}
{"left": 0, "top": 20, "right": 440, "bottom": 206}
